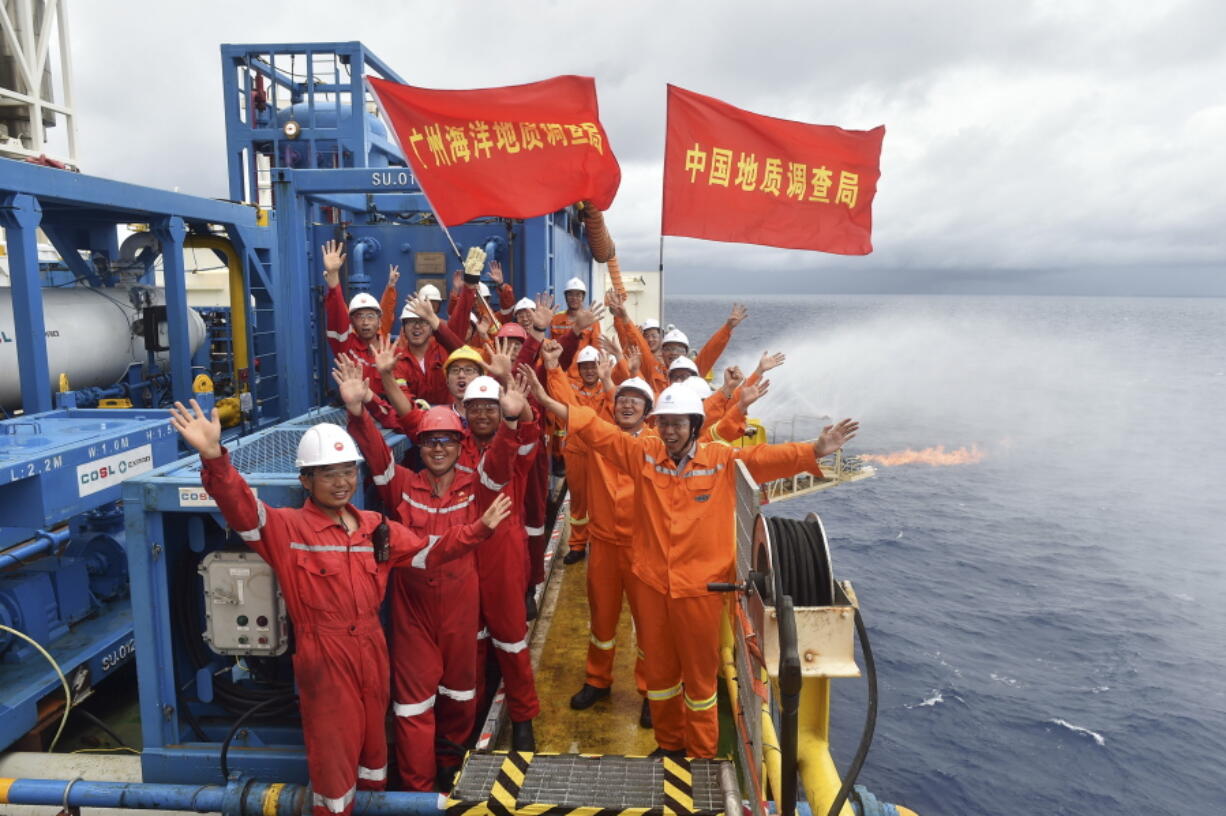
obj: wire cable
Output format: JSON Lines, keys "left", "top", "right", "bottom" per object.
{"left": 0, "top": 624, "right": 72, "bottom": 751}
{"left": 219, "top": 694, "right": 298, "bottom": 781}
{"left": 69, "top": 706, "right": 135, "bottom": 751}
{"left": 826, "top": 608, "right": 878, "bottom": 816}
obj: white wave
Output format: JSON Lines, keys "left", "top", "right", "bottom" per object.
{"left": 990, "top": 672, "right": 1019, "bottom": 687}
{"left": 906, "top": 689, "right": 944, "bottom": 709}
{"left": 1050, "top": 718, "right": 1106, "bottom": 746}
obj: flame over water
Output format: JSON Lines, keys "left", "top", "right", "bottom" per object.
{"left": 861, "top": 444, "right": 986, "bottom": 467}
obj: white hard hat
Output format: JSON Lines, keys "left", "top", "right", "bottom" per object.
{"left": 642, "top": 318, "right": 661, "bottom": 331}
{"left": 514, "top": 296, "right": 536, "bottom": 313}
{"left": 477, "top": 282, "right": 491, "bottom": 298}
{"left": 563, "top": 276, "right": 587, "bottom": 294}
{"left": 400, "top": 300, "right": 425, "bottom": 321}
{"left": 683, "top": 375, "right": 713, "bottom": 399}
{"left": 650, "top": 383, "right": 706, "bottom": 416}
{"left": 463, "top": 375, "right": 502, "bottom": 403}
{"left": 615, "top": 376, "right": 655, "bottom": 405}
{"left": 419, "top": 283, "right": 442, "bottom": 301}
{"left": 576, "top": 346, "right": 601, "bottom": 364}
{"left": 661, "top": 328, "right": 689, "bottom": 349}
{"left": 469, "top": 313, "right": 480, "bottom": 326}
{"left": 347, "top": 292, "right": 381, "bottom": 315}
{"left": 295, "top": 423, "right": 364, "bottom": 468}
{"left": 668, "top": 357, "right": 699, "bottom": 375}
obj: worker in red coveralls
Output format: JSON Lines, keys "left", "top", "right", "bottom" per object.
{"left": 333, "top": 355, "right": 529, "bottom": 792}
{"left": 168, "top": 400, "right": 511, "bottom": 816}
{"left": 321, "top": 240, "right": 394, "bottom": 401}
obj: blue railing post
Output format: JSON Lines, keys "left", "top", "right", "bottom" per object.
{"left": 0, "top": 192, "right": 51, "bottom": 413}
{"left": 152, "top": 216, "right": 193, "bottom": 405}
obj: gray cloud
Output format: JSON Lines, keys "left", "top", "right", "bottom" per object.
{"left": 60, "top": 0, "right": 1226, "bottom": 295}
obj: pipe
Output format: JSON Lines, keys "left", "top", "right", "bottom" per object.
{"left": 183, "top": 236, "right": 249, "bottom": 396}
{"left": 347, "top": 237, "right": 380, "bottom": 295}
{"left": 0, "top": 777, "right": 444, "bottom": 816}
{"left": 0, "top": 526, "right": 71, "bottom": 571}
{"left": 796, "top": 678, "right": 854, "bottom": 816}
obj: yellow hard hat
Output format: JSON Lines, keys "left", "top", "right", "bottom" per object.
{"left": 445, "top": 345, "right": 487, "bottom": 372}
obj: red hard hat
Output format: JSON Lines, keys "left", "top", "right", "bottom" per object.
{"left": 496, "top": 322, "right": 527, "bottom": 341}
{"left": 415, "top": 406, "right": 465, "bottom": 440}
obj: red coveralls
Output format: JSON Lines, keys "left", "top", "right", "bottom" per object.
{"left": 566, "top": 406, "right": 822, "bottom": 758}
{"left": 348, "top": 409, "right": 516, "bottom": 790}
{"left": 199, "top": 450, "right": 492, "bottom": 815}
{"left": 460, "top": 422, "right": 542, "bottom": 724}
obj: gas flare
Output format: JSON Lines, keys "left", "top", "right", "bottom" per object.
{"left": 861, "top": 444, "right": 985, "bottom": 467}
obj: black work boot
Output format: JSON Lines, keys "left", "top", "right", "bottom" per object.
{"left": 649, "top": 746, "right": 686, "bottom": 759}
{"left": 562, "top": 549, "right": 586, "bottom": 565}
{"left": 525, "top": 588, "right": 538, "bottom": 622}
{"left": 639, "top": 698, "right": 653, "bottom": 729}
{"left": 510, "top": 719, "right": 536, "bottom": 752}
{"left": 569, "top": 683, "right": 611, "bottom": 710}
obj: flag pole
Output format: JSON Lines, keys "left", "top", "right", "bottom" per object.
{"left": 365, "top": 78, "right": 463, "bottom": 261}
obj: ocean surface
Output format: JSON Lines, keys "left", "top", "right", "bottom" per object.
{"left": 668, "top": 294, "right": 1226, "bottom": 816}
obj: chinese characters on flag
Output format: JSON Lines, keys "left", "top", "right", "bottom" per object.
{"left": 369, "top": 75, "right": 621, "bottom": 226}
{"left": 662, "top": 84, "right": 884, "bottom": 255}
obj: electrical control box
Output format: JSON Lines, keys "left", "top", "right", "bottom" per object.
{"left": 198, "top": 551, "right": 288, "bottom": 656}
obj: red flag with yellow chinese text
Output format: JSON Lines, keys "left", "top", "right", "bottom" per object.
{"left": 662, "top": 84, "right": 884, "bottom": 255}
{"left": 368, "top": 75, "right": 620, "bottom": 226}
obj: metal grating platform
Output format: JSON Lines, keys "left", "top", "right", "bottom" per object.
{"left": 282, "top": 406, "right": 348, "bottom": 427}
{"left": 451, "top": 752, "right": 728, "bottom": 814}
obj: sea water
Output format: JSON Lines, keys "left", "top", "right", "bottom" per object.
{"left": 667, "top": 294, "right": 1226, "bottom": 815}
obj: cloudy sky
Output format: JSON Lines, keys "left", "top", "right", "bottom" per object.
{"left": 62, "top": 0, "right": 1225, "bottom": 295}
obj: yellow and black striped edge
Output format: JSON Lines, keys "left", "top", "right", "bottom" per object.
{"left": 445, "top": 752, "right": 722, "bottom": 816}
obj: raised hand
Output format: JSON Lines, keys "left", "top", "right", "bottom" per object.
{"left": 574, "top": 302, "right": 606, "bottom": 332}
{"left": 487, "top": 337, "right": 514, "bottom": 380}
{"left": 321, "top": 239, "right": 346, "bottom": 287}
{"left": 451, "top": 268, "right": 463, "bottom": 291}
{"left": 480, "top": 493, "right": 513, "bottom": 530}
{"left": 516, "top": 362, "right": 548, "bottom": 402}
{"left": 331, "top": 354, "right": 373, "bottom": 413}
{"left": 727, "top": 303, "right": 748, "bottom": 328}
{"left": 500, "top": 374, "right": 528, "bottom": 419}
{"left": 757, "top": 351, "right": 786, "bottom": 373}
{"left": 540, "top": 338, "right": 563, "bottom": 368}
{"left": 625, "top": 344, "right": 642, "bottom": 375}
{"left": 488, "top": 259, "right": 504, "bottom": 285}
{"left": 595, "top": 350, "right": 613, "bottom": 383}
{"left": 403, "top": 293, "right": 440, "bottom": 328}
{"left": 738, "top": 378, "right": 771, "bottom": 411}
{"left": 371, "top": 335, "right": 398, "bottom": 375}
{"left": 476, "top": 314, "right": 492, "bottom": 339}
{"left": 387, "top": 265, "right": 400, "bottom": 288}
{"left": 722, "top": 365, "right": 745, "bottom": 390}
{"left": 604, "top": 287, "right": 627, "bottom": 318}
{"left": 814, "top": 419, "right": 860, "bottom": 458}
{"left": 169, "top": 399, "right": 222, "bottom": 459}
{"left": 530, "top": 293, "right": 555, "bottom": 333}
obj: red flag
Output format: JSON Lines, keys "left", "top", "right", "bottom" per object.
{"left": 368, "top": 75, "right": 620, "bottom": 226}
{"left": 662, "top": 85, "right": 884, "bottom": 255}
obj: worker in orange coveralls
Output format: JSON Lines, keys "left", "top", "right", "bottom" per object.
{"left": 527, "top": 352, "right": 657, "bottom": 725}
{"left": 556, "top": 343, "right": 608, "bottom": 565}
{"left": 334, "top": 355, "right": 529, "bottom": 792}
{"left": 532, "top": 383, "right": 858, "bottom": 759}
{"left": 169, "top": 400, "right": 511, "bottom": 816}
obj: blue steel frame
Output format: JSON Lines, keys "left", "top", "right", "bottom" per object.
{"left": 0, "top": 161, "right": 275, "bottom": 418}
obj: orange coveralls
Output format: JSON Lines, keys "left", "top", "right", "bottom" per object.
{"left": 566, "top": 406, "right": 823, "bottom": 758}
{"left": 200, "top": 450, "right": 491, "bottom": 815}
{"left": 546, "top": 368, "right": 609, "bottom": 555}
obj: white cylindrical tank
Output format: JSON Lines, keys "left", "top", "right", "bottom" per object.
{"left": 0, "top": 285, "right": 206, "bottom": 407}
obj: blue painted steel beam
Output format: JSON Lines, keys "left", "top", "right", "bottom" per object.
{"left": 152, "top": 217, "right": 194, "bottom": 405}
{"left": 40, "top": 223, "right": 103, "bottom": 285}
{"left": 0, "top": 162, "right": 258, "bottom": 227}
{"left": 0, "top": 193, "right": 51, "bottom": 413}
{"left": 278, "top": 167, "right": 420, "bottom": 195}
{"left": 271, "top": 176, "right": 313, "bottom": 416}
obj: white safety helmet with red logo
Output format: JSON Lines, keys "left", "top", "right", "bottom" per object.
{"left": 513, "top": 296, "right": 536, "bottom": 313}
{"left": 347, "top": 293, "right": 381, "bottom": 315}
{"left": 418, "top": 283, "right": 442, "bottom": 302}
{"left": 563, "top": 277, "right": 588, "bottom": 294}
{"left": 295, "top": 423, "right": 364, "bottom": 468}
{"left": 641, "top": 318, "right": 661, "bottom": 332}
{"left": 649, "top": 383, "right": 706, "bottom": 416}
{"left": 463, "top": 375, "right": 503, "bottom": 403}
{"left": 615, "top": 376, "right": 655, "bottom": 407}
{"left": 661, "top": 328, "right": 689, "bottom": 349}
{"left": 576, "top": 345, "right": 602, "bottom": 365}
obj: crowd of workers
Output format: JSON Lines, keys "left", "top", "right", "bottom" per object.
{"left": 170, "top": 239, "right": 857, "bottom": 816}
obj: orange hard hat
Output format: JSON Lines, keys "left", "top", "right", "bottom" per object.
{"left": 415, "top": 406, "right": 465, "bottom": 440}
